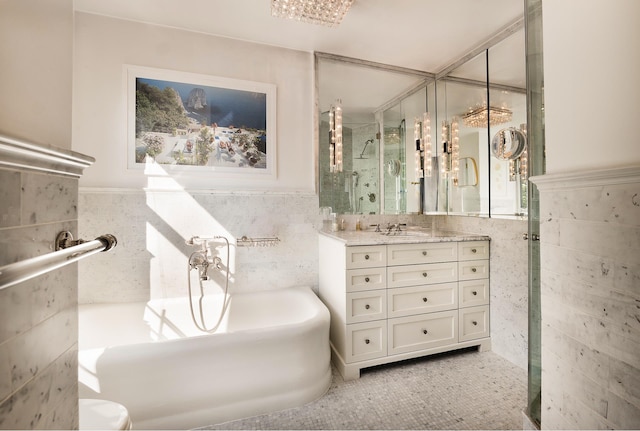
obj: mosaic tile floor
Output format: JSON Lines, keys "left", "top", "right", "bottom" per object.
{"left": 200, "top": 348, "right": 527, "bottom": 430}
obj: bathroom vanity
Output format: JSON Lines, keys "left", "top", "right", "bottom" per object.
{"left": 318, "top": 229, "right": 491, "bottom": 380}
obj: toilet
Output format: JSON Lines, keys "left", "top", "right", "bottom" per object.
{"left": 79, "top": 399, "right": 133, "bottom": 430}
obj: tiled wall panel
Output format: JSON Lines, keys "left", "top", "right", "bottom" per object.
{"left": 0, "top": 169, "right": 79, "bottom": 430}
{"left": 78, "top": 190, "right": 321, "bottom": 302}
{"left": 535, "top": 167, "right": 640, "bottom": 429}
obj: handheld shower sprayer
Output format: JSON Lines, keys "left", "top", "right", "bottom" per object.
{"left": 357, "top": 139, "right": 374, "bottom": 159}
{"left": 185, "top": 235, "right": 232, "bottom": 333}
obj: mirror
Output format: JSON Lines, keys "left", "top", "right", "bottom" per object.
{"left": 436, "top": 26, "right": 527, "bottom": 218}
{"left": 317, "top": 25, "right": 526, "bottom": 218}
{"left": 316, "top": 54, "right": 433, "bottom": 215}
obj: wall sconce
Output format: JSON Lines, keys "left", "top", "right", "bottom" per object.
{"left": 329, "top": 99, "right": 343, "bottom": 173}
{"left": 508, "top": 125, "right": 528, "bottom": 181}
{"left": 450, "top": 117, "right": 460, "bottom": 186}
{"left": 414, "top": 117, "right": 423, "bottom": 180}
{"left": 441, "top": 120, "right": 450, "bottom": 175}
{"left": 422, "top": 112, "right": 432, "bottom": 177}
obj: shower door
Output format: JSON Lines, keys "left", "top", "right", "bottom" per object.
{"left": 525, "top": 0, "right": 545, "bottom": 426}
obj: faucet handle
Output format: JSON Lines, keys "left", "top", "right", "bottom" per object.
{"left": 369, "top": 224, "right": 381, "bottom": 232}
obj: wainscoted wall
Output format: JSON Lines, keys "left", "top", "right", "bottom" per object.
{"left": 0, "top": 1, "right": 81, "bottom": 428}
{"left": 0, "top": 139, "right": 94, "bottom": 429}
{"left": 534, "top": 167, "right": 640, "bottom": 429}
{"left": 78, "top": 190, "right": 321, "bottom": 303}
{"left": 435, "top": 215, "right": 529, "bottom": 370}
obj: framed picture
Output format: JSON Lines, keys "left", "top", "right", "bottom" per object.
{"left": 127, "top": 65, "right": 276, "bottom": 179}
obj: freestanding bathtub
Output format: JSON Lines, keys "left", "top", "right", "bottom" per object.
{"left": 78, "top": 286, "right": 331, "bottom": 430}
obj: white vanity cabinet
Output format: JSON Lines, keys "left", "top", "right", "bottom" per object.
{"left": 318, "top": 233, "right": 491, "bottom": 380}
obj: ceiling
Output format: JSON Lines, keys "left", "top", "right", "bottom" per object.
{"left": 73, "top": 0, "right": 524, "bottom": 73}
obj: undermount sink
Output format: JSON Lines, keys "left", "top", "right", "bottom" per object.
{"left": 380, "top": 230, "right": 431, "bottom": 237}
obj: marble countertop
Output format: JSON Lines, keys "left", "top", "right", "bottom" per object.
{"left": 319, "top": 228, "right": 490, "bottom": 246}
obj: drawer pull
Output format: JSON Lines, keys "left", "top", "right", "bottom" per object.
{"left": 422, "top": 297, "right": 428, "bottom": 302}
{"left": 422, "top": 272, "right": 428, "bottom": 277}
{"left": 364, "top": 338, "right": 370, "bottom": 344}
{"left": 471, "top": 267, "right": 477, "bottom": 273}
{"left": 472, "top": 320, "right": 478, "bottom": 326}
{"left": 365, "top": 304, "right": 370, "bottom": 310}
{"left": 365, "top": 277, "right": 370, "bottom": 283}
{"left": 422, "top": 251, "right": 427, "bottom": 256}
{"left": 422, "top": 329, "right": 428, "bottom": 334}
{"left": 471, "top": 248, "right": 477, "bottom": 253}
{"left": 364, "top": 254, "right": 370, "bottom": 260}
{"left": 472, "top": 291, "right": 478, "bottom": 296}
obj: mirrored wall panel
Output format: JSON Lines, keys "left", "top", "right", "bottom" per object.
{"left": 317, "top": 54, "right": 434, "bottom": 215}
{"left": 317, "top": 25, "right": 526, "bottom": 219}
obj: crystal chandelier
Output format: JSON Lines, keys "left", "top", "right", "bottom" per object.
{"left": 271, "top": 0, "right": 355, "bottom": 27}
{"left": 462, "top": 105, "right": 512, "bottom": 128}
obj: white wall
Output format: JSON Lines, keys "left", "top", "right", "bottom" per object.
{"left": 73, "top": 12, "right": 314, "bottom": 192}
{"left": 0, "top": 0, "right": 73, "bottom": 148}
{"left": 73, "top": 13, "right": 321, "bottom": 301}
{"left": 538, "top": 1, "right": 640, "bottom": 428}
{"left": 542, "top": 0, "right": 640, "bottom": 173}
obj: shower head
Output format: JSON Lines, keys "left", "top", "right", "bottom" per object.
{"left": 357, "top": 139, "right": 374, "bottom": 159}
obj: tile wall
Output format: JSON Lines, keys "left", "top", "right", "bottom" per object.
{"left": 535, "top": 167, "right": 640, "bottom": 429}
{"left": 78, "top": 190, "right": 322, "bottom": 302}
{"left": 0, "top": 169, "right": 80, "bottom": 429}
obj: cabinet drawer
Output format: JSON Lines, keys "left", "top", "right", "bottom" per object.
{"left": 387, "top": 242, "right": 457, "bottom": 266}
{"left": 347, "top": 291, "right": 387, "bottom": 324}
{"left": 346, "top": 245, "right": 387, "bottom": 269}
{"left": 346, "top": 267, "right": 386, "bottom": 292}
{"left": 459, "top": 305, "right": 490, "bottom": 342}
{"left": 388, "top": 310, "right": 458, "bottom": 355}
{"left": 387, "top": 282, "right": 457, "bottom": 318}
{"left": 458, "top": 259, "right": 489, "bottom": 281}
{"left": 387, "top": 262, "right": 457, "bottom": 288}
{"left": 459, "top": 279, "right": 489, "bottom": 307}
{"left": 458, "top": 241, "right": 489, "bottom": 261}
{"left": 347, "top": 321, "right": 387, "bottom": 363}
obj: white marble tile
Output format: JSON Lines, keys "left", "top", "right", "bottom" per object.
{"left": 7, "top": 306, "right": 76, "bottom": 391}
{"left": 21, "top": 172, "right": 78, "bottom": 225}
{"left": 79, "top": 191, "right": 322, "bottom": 301}
{"left": 0, "top": 169, "right": 21, "bottom": 228}
{"left": 538, "top": 171, "right": 640, "bottom": 430}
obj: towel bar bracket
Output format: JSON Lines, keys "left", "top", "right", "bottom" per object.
{"left": 56, "top": 231, "right": 118, "bottom": 252}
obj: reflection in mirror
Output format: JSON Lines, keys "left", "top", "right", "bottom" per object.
{"left": 438, "top": 51, "right": 489, "bottom": 216}
{"left": 435, "top": 25, "right": 526, "bottom": 218}
{"left": 316, "top": 53, "right": 434, "bottom": 215}
{"left": 458, "top": 157, "right": 479, "bottom": 187}
{"left": 488, "top": 29, "right": 527, "bottom": 217}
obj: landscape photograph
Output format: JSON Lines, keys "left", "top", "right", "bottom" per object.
{"left": 134, "top": 76, "right": 269, "bottom": 170}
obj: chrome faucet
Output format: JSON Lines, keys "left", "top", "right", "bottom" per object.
{"left": 385, "top": 223, "right": 407, "bottom": 235}
{"left": 186, "top": 236, "right": 224, "bottom": 281}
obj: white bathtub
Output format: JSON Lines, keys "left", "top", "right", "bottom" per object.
{"left": 78, "top": 286, "right": 332, "bottom": 430}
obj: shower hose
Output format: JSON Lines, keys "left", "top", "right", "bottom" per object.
{"left": 186, "top": 236, "right": 231, "bottom": 333}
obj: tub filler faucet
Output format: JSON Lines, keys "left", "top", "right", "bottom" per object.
{"left": 186, "top": 236, "right": 224, "bottom": 281}
{"left": 185, "top": 235, "right": 232, "bottom": 333}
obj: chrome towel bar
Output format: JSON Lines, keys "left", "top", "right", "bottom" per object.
{"left": 0, "top": 231, "right": 117, "bottom": 291}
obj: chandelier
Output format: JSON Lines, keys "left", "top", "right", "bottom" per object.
{"left": 271, "top": 0, "right": 355, "bottom": 27}
{"left": 462, "top": 105, "right": 512, "bottom": 128}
